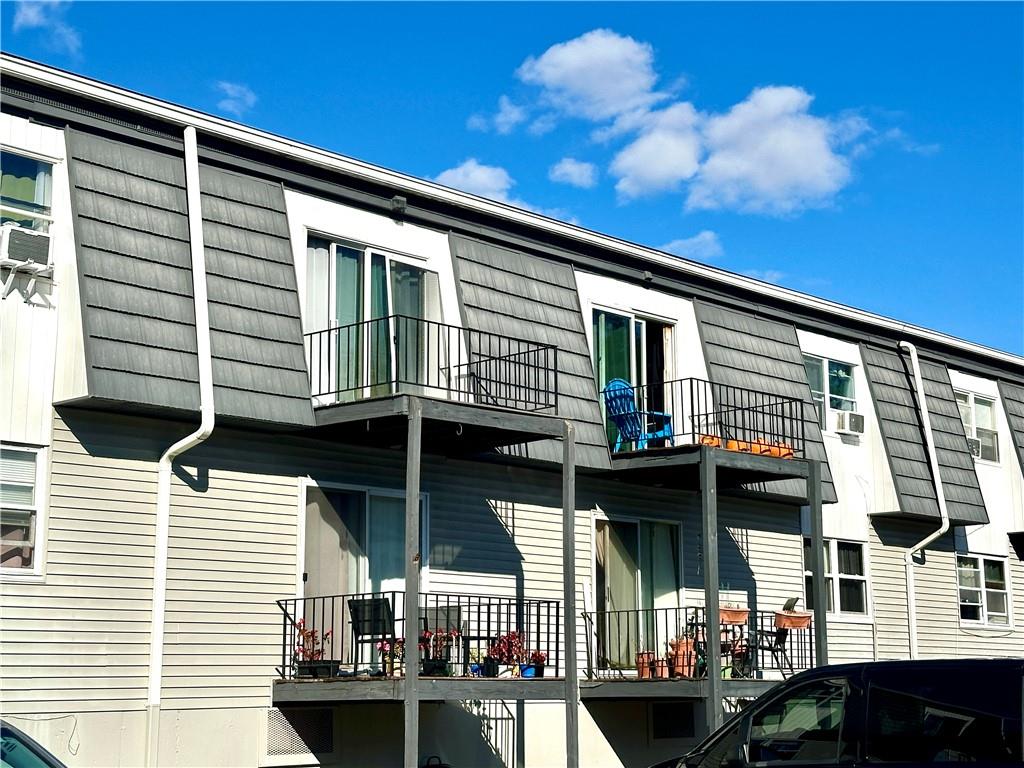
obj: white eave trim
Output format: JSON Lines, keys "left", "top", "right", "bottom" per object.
{"left": 3, "top": 53, "right": 1022, "bottom": 371}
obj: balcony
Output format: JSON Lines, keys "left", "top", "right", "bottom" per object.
{"left": 273, "top": 591, "right": 567, "bottom": 703}
{"left": 304, "top": 315, "right": 563, "bottom": 449}
{"left": 580, "top": 605, "right": 814, "bottom": 699}
{"left": 600, "top": 377, "right": 811, "bottom": 489}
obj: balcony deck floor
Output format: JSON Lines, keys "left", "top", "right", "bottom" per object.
{"left": 606, "top": 444, "right": 810, "bottom": 491}
{"left": 310, "top": 394, "right": 564, "bottom": 452}
{"left": 273, "top": 675, "right": 569, "bottom": 703}
{"left": 579, "top": 677, "right": 780, "bottom": 700}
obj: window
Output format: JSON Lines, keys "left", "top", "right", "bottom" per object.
{"left": 748, "top": 677, "right": 854, "bottom": 762}
{"left": 804, "top": 538, "right": 868, "bottom": 615}
{"left": 1, "top": 151, "right": 53, "bottom": 232}
{"left": 865, "top": 665, "right": 1022, "bottom": 762}
{"left": 0, "top": 447, "right": 43, "bottom": 572}
{"left": 955, "top": 390, "right": 999, "bottom": 462}
{"left": 956, "top": 555, "right": 1008, "bottom": 625}
{"left": 803, "top": 355, "right": 856, "bottom": 430}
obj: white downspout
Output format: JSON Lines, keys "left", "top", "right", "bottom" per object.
{"left": 899, "top": 341, "right": 950, "bottom": 660}
{"left": 145, "top": 125, "right": 215, "bottom": 766}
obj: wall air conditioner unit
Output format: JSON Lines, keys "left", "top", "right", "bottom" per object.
{"left": 966, "top": 437, "right": 982, "bottom": 458}
{"left": 834, "top": 411, "right": 865, "bottom": 435}
{"left": 1, "top": 225, "right": 53, "bottom": 298}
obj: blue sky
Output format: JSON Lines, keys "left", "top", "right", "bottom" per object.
{"left": 4, "top": 1, "right": 1022, "bottom": 354}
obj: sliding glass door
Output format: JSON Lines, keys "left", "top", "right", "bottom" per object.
{"left": 306, "top": 236, "right": 442, "bottom": 399}
{"left": 595, "top": 518, "right": 681, "bottom": 669}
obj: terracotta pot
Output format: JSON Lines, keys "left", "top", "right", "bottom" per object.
{"left": 719, "top": 607, "right": 750, "bottom": 626}
{"left": 635, "top": 651, "right": 655, "bottom": 679}
{"left": 775, "top": 610, "right": 811, "bottom": 629}
{"left": 669, "top": 639, "right": 695, "bottom": 678}
{"left": 652, "top": 659, "right": 670, "bottom": 679}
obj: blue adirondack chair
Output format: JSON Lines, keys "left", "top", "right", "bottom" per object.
{"left": 602, "top": 378, "right": 674, "bottom": 452}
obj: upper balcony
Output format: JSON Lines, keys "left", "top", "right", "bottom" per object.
{"left": 600, "top": 377, "right": 811, "bottom": 488}
{"left": 303, "top": 315, "right": 564, "bottom": 450}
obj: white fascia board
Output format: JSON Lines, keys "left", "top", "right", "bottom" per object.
{"left": 3, "top": 53, "right": 1022, "bottom": 371}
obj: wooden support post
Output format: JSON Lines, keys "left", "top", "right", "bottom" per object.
{"left": 807, "top": 459, "right": 828, "bottom": 667}
{"left": 404, "top": 398, "right": 422, "bottom": 768}
{"left": 700, "top": 446, "right": 722, "bottom": 732}
{"left": 562, "top": 421, "right": 579, "bottom": 768}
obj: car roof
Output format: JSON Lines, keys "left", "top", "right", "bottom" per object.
{"left": 795, "top": 657, "right": 1024, "bottom": 680}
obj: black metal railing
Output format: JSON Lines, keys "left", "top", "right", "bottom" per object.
{"left": 600, "top": 377, "right": 806, "bottom": 457}
{"left": 305, "top": 315, "right": 558, "bottom": 412}
{"left": 581, "top": 606, "right": 813, "bottom": 681}
{"left": 276, "top": 591, "right": 562, "bottom": 680}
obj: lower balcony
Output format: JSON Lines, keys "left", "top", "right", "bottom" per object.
{"left": 580, "top": 605, "right": 815, "bottom": 699}
{"left": 273, "top": 591, "right": 567, "bottom": 703}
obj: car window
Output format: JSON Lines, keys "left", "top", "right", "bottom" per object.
{"left": 748, "top": 677, "right": 855, "bottom": 763}
{"left": 1, "top": 727, "right": 59, "bottom": 768}
{"left": 865, "top": 666, "right": 1022, "bottom": 763}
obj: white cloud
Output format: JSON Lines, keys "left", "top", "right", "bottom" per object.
{"left": 516, "top": 29, "right": 667, "bottom": 122}
{"left": 743, "top": 268, "right": 786, "bottom": 284}
{"left": 434, "top": 158, "right": 516, "bottom": 201}
{"left": 214, "top": 81, "right": 257, "bottom": 118}
{"left": 527, "top": 114, "right": 558, "bottom": 136}
{"left": 13, "top": 1, "right": 80, "bottom": 56}
{"left": 611, "top": 102, "right": 702, "bottom": 199}
{"left": 468, "top": 95, "right": 528, "bottom": 135}
{"left": 433, "top": 158, "right": 574, "bottom": 221}
{"left": 686, "top": 86, "right": 857, "bottom": 215}
{"left": 661, "top": 231, "right": 723, "bottom": 261}
{"left": 549, "top": 158, "right": 597, "bottom": 189}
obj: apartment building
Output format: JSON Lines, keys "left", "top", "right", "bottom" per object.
{"left": 1, "top": 53, "right": 1021, "bottom": 768}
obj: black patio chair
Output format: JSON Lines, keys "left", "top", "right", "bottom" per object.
{"left": 755, "top": 597, "right": 801, "bottom": 678}
{"left": 348, "top": 596, "right": 396, "bottom": 671}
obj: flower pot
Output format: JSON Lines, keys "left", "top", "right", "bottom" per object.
{"left": 519, "top": 663, "right": 536, "bottom": 678}
{"left": 652, "top": 659, "right": 670, "bottom": 679}
{"left": 482, "top": 657, "right": 500, "bottom": 678}
{"left": 669, "top": 640, "right": 695, "bottom": 678}
{"left": 532, "top": 663, "right": 545, "bottom": 678}
{"left": 295, "top": 660, "right": 333, "bottom": 679}
{"left": 719, "top": 607, "right": 750, "bottom": 626}
{"left": 636, "top": 651, "right": 655, "bottom": 679}
{"left": 469, "top": 663, "right": 483, "bottom": 677}
{"left": 775, "top": 610, "right": 811, "bottom": 629}
{"left": 421, "top": 659, "right": 450, "bottom": 677}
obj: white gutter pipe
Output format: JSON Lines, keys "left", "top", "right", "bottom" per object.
{"left": 145, "top": 126, "right": 215, "bottom": 765}
{"left": 899, "top": 341, "right": 950, "bottom": 659}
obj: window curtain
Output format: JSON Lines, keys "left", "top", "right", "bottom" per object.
{"left": 367, "top": 495, "right": 406, "bottom": 594}
{"left": 596, "top": 520, "right": 639, "bottom": 668}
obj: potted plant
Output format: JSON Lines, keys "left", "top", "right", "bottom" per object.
{"left": 719, "top": 602, "right": 750, "bottom": 626}
{"left": 529, "top": 650, "right": 547, "bottom": 678}
{"left": 635, "top": 650, "right": 655, "bottom": 679}
{"left": 421, "top": 628, "right": 461, "bottom": 676}
{"left": 488, "top": 631, "right": 526, "bottom": 676}
{"left": 376, "top": 637, "right": 405, "bottom": 676}
{"left": 293, "top": 619, "right": 333, "bottom": 678}
{"left": 651, "top": 658, "right": 670, "bottom": 679}
{"left": 667, "top": 634, "right": 696, "bottom": 678}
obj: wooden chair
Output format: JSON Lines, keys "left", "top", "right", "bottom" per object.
{"left": 603, "top": 378, "right": 674, "bottom": 452}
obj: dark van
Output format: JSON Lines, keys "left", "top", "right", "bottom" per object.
{"left": 675, "top": 659, "right": 1023, "bottom": 767}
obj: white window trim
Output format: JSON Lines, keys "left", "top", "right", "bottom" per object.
{"left": 955, "top": 553, "right": 1012, "bottom": 629}
{"left": 803, "top": 354, "right": 859, "bottom": 435}
{"left": 954, "top": 389, "right": 1001, "bottom": 465}
{"left": 804, "top": 537, "right": 873, "bottom": 622}
{"left": 0, "top": 443, "right": 49, "bottom": 583}
{"left": 0, "top": 148, "right": 56, "bottom": 229}
{"left": 296, "top": 477, "right": 430, "bottom": 599}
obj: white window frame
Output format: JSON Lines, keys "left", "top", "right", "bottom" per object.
{"left": 296, "top": 477, "right": 430, "bottom": 599}
{"left": 955, "top": 553, "right": 1011, "bottom": 628}
{"left": 954, "top": 389, "right": 1000, "bottom": 464}
{"left": 0, "top": 148, "right": 56, "bottom": 232}
{"left": 0, "top": 443, "right": 49, "bottom": 582}
{"left": 802, "top": 355, "right": 858, "bottom": 433}
{"left": 803, "top": 537, "right": 871, "bottom": 619}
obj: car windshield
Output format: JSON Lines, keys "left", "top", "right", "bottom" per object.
{"left": 1, "top": 726, "right": 62, "bottom": 768}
